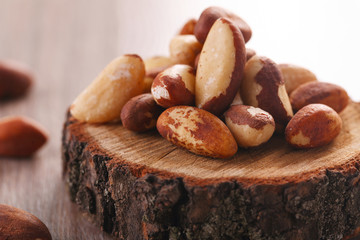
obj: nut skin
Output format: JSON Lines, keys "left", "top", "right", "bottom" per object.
{"left": 151, "top": 64, "right": 195, "bottom": 108}
{"left": 0, "top": 60, "right": 33, "bottom": 99}
{"left": 0, "top": 204, "right": 52, "bottom": 240}
{"left": 157, "top": 106, "right": 238, "bottom": 159}
{"left": 0, "top": 116, "right": 48, "bottom": 157}
{"left": 240, "top": 55, "right": 293, "bottom": 132}
{"left": 285, "top": 104, "right": 342, "bottom": 148}
{"left": 246, "top": 48, "right": 256, "bottom": 61}
{"left": 278, "top": 63, "right": 317, "bottom": 94}
{"left": 196, "top": 18, "right": 246, "bottom": 116}
{"left": 194, "top": 6, "right": 252, "bottom": 43}
{"left": 121, "top": 93, "right": 163, "bottom": 132}
{"left": 179, "top": 18, "right": 197, "bottom": 35}
{"left": 225, "top": 105, "right": 275, "bottom": 148}
{"left": 144, "top": 56, "right": 175, "bottom": 93}
{"left": 169, "top": 35, "right": 202, "bottom": 66}
{"left": 290, "top": 81, "right": 349, "bottom": 113}
{"left": 70, "top": 54, "right": 145, "bottom": 123}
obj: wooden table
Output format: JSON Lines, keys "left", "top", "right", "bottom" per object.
{"left": 1, "top": 1, "right": 359, "bottom": 239}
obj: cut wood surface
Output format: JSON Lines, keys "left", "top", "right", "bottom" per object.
{"left": 62, "top": 102, "right": 360, "bottom": 239}
{"left": 85, "top": 102, "right": 360, "bottom": 182}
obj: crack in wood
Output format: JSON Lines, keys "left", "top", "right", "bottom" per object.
{"left": 157, "top": 147, "right": 177, "bottom": 161}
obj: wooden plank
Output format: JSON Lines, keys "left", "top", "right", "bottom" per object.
{"left": 0, "top": 0, "right": 118, "bottom": 239}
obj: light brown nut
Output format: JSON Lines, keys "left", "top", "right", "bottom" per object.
{"left": 0, "top": 204, "right": 52, "bottom": 240}
{"left": 169, "top": 35, "right": 202, "bottom": 66}
{"left": 194, "top": 6, "right": 252, "bottom": 44}
{"left": 144, "top": 56, "right": 175, "bottom": 93}
{"left": 151, "top": 64, "right": 195, "bottom": 108}
{"left": 225, "top": 105, "right": 275, "bottom": 148}
{"left": 285, "top": 104, "right": 342, "bottom": 148}
{"left": 71, "top": 54, "right": 145, "bottom": 123}
{"left": 240, "top": 55, "right": 293, "bottom": 131}
{"left": 196, "top": 18, "right": 246, "bottom": 116}
{"left": 0, "top": 116, "right": 48, "bottom": 157}
{"left": 290, "top": 81, "right": 349, "bottom": 113}
{"left": 278, "top": 63, "right": 317, "bottom": 94}
{"left": 0, "top": 60, "right": 33, "bottom": 99}
{"left": 143, "top": 77, "right": 154, "bottom": 93}
{"left": 230, "top": 92, "right": 244, "bottom": 106}
{"left": 193, "top": 52, "right": 200, "bottom": 70}
{"left": 121, "top": 93, "right": 163, "bottom": 132}
{"left": 157, "top": 106, "right": 238, "bottom": 158}
{"left": 246, "top": 48, "right": 256, "bottom": 61}
{"left": 179, "top": 18, "right": 197, "bottom": 35}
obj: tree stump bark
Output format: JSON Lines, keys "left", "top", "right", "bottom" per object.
{"left": 62, "top": 102, "right": 360, "bottom": 240}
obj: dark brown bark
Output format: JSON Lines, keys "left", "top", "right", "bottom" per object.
{"left": 62, "top": 111, "right": 360, "bottom": 240}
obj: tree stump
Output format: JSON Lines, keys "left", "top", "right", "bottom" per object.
{"left": 62, "top": 101, "right": 360, "bottom": 240}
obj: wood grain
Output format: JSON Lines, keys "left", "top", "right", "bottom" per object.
{"left": 62, "top": 102, "right": 360, "bottom": 239}
{"left": 81, "top": 102, "right": 360, "bottom": 182}
{"left": 0, "top": 1, "right": 119, "bottom": 239}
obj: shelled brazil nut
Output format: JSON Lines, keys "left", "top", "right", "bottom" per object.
{"left": 290, "top": 81, "right": 349, "bottom": 113}
{"left": 194, "top": 6, "right": 252, "bottom": 43}
{"left": 285, "top": 104, "right": 342, "bottom": 148}
{"left": 240, "top": 55, "right": 294, "bottom": 131}
{"left": 120, "top": 93, "right": 163, "bottom": 132}
{"left": 0, "top": 204, "right": 52, "bottom": 240}
{"left": 70, "top": 5, "right": 351, "bottom": 158}
{"left": 225, "top": 105, "right": 275, "bottom": 148}
{"left": 278, "top": 63, "right": 318, "bottom": 94}
{"left": 0, "top": 60, "right": 33, "bottom": 99}
{"left": 151, "top": 64, "right": 195, "bottom": 108}
{"left": 143, "top": 56, "right": 175, "bottom": 93}
{"left": 157, "top": 106, "right": 238, "bottom": 158}
{"left": 195, "top": 17, "right": 246, "bottom": 116}
{"left": 71, "top": 54, "right": 145, "bottom": 123}
{"left": 179, "top": 18, "right": 197, "bottom": 35}
{"left": 0, "top": 116, "right": 48, "bottom": 157}
{"left": 169, "top": 35, "right": 202, "bottom": 66}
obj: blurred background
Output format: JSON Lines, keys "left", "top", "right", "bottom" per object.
{"left": 0, "top": 0, "right": 359, "bottom": 239}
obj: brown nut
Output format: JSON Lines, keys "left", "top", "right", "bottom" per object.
{"left": 278, "top": 63, "right": 317, "bottom": 94}
{"left": 179, "top": 18, "right": 197, "bottom": 35}
{"left": 240, "top": 55, "right": 293, "bottom": 131}
{"left": 169, "top": 35, "right": 202, "bottom": 66}
{"left": 225, "top": 105, "right": 275, "bottom": 148}
{"left": 144, "top": 56, "right": 175, "bottom": 93}
{"left": 290, "top": 81, "right": 349, "bottom": 113}
{"left": 285, "top": 104, "right": 342, "bottom": 148}
{"left": 0, "top": 60, "right": 33, "bottom": 99}
{"left": 246, "top": 48, "right": 256, "bottom": 61}
{"left": 196, "top": 18, "right": 246, "bottom": 116}
{"left": 71, "top": 54, "right": 145, "bottom": 123}
{"left": 194, "top": 6, "right": 252, "bottom": 43}
{"left": 0, "top": 204, "right": 52, "bottom": 240}
{"left": 157, "top": 106, "right": 238, "bottom": 158}
{"left": 0, "top": 116, "right": 48, "bottom": 157}
{"left": 151, "top": 64, "right": 195, "bottom": 108}
{"left": 121, "top": 93, "right": 163, "bottom": 132}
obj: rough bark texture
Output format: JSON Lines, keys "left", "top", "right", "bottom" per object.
{"left": 62, "top": 112, "right": 360, "bottom": 240}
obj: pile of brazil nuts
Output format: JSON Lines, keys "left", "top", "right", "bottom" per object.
{"left": 70, "top": 6, "right": 349, "bottom": 159}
